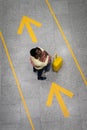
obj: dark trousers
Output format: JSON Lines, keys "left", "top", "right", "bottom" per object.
{"left": 33, "top": 62, "right": 51, "bottom": 78}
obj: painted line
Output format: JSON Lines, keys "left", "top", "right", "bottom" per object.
{"left": 45, "top": 0, "right": 87, "bottom": 86}
{"left": 0, "top": 32, "right": 35, "bottom": 130}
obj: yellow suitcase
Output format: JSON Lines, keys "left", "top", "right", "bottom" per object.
{"left": 52, "top": 54, "right": 63, "bottom": 72}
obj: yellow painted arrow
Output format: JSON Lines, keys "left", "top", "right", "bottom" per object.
{"left": 17, "top": 16, "right": 42, "bottom": 42}
{"left": 46, "top": 82, "right": 74, "bottom": 117}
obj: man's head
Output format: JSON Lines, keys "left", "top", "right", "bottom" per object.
{"left": 35, "top": 47, "right": 42, "bottom": 55}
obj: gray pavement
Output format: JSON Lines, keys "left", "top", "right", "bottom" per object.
{"left": 0, "top": 0, "right": 87, "bottom": 130}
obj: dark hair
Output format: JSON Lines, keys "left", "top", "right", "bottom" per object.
{"left": 30, "top": 48, "right": 36, "bottom": 57}
{"left": 35, "top": 47, "right": 40, "bottom": 50}
{"left": 30, "top": 47, "right": 41, "bottom": 58}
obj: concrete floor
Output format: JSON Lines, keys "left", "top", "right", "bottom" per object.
{"left": 0, "top": 0, "right": 87, "bottom": 130}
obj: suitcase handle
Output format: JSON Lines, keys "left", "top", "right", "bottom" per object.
{"left": 53, "top": 53, "right": 58, "bottom": 61}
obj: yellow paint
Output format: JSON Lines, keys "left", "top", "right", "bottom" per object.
{"left": 0, "top": 32, "right": 35, "bottom": 130}
{"left": 45, "top": 0, "right": 87, "bottom": 86}
{"left": 46, "top": 82, "right": 74, "bottom": 117}
{"left": 17, "top": 16, "right": 42, "bottom": 42}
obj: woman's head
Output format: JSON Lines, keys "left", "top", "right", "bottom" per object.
{"left": 30, "top": 47, "right": 42, "bottom": 59}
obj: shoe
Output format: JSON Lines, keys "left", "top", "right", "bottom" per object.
{"left": 38, "top": 77, "right": 46, "bottom": 80}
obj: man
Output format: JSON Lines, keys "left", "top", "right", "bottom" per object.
{"left": 30, "top": 47, "right": 51, "bottom": 80}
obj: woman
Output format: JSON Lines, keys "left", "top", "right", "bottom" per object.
{"left": 30, "top": 47, "right": 51, "bottom": 80}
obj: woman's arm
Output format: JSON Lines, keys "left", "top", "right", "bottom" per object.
{"left": 30, "top": 56, "right": 49, "bottom": 68}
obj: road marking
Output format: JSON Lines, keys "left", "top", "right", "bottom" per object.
{"left": 46, "top": 82, "right": 74, "bottom": 117}
{"left": 17, "top": 16, "right": 42, "bottom": 43}
{"left": 0, "top": 32, "right": 35, "bottom": 130}
{"left": 45, "top": 0, "right": 87, "bottom": 86}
